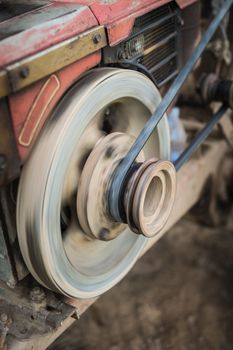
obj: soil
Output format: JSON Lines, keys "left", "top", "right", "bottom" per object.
{"left": 50, "top": 218, "right": 233, "bottom": 350}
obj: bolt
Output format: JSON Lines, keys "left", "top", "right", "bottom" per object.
{"left": 0, "top": 313, "right": 8, "bottom": 323}
{"left": 105, "top": 146, "right": 114, "bottom": 158}
{"left": 93, "top": 33, "right": 101, "bottom": 44}
{"left": 19, "top": 66, "right": 29, "bottom": 79}
{"left": 30, "top": 286, "right": 45, "bottom": 302}
{"left": 99, "top": 228, "right": 110, "bottom": 240}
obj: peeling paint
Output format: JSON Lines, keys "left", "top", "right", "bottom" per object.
{"left": 0, "top": 4, "right": 97, "bottom": 67}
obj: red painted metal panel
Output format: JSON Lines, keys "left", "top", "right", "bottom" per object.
{"left": 54, "top": 0, "right": 198, "bottom": 22}
{"left": 54, "top": 0, "right": 198, "bottom": 45}
{"left": 90, "top": 0, "right": 172, "bottom": 24}
{"left": 95, "top": 0, "right": 198, "bottom": 45}
{"left": 106, "top": 1, "right": 172, "bottom": 45}
{"left": 9, "top": 52, "right": 101, "bottom": 161}
{"left": 0, "top": 4, "right": 97, "bottom": 67}
{"left": 5, "top": 0, "right": 198, "bottom": 161}
{"left": 107, "top": 17, "right": 135, "bottom": 46}
{"left": 54, "top": 0, "right": 172, "bottom": 24}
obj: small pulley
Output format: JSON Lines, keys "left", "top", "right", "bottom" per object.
{"left": 77, "top": 132, "right": 176, "bottom": 240}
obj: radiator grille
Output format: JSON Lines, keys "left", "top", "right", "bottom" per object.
{"left": 102, "top": 3, "right": 181, "bottom": 88}
{"left": 134, "top": 3, "right": 180, "bottom": 87}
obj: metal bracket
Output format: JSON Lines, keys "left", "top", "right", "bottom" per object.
{"left": 0, "top": 26, "right": 107, "bottom": 98}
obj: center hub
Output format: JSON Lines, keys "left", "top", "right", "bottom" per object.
{"left": 77, "top": 132, "right": 176, "bottom": 241}
{"left": 124, "top": 159, "right": 176, "bottom": 237}
{"left": 77, "top": 132, "right": 142, "bottom": 240}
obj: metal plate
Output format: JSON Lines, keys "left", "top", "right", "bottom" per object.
{"left": 0, "top": 26, "right": 107, "bottom": 98}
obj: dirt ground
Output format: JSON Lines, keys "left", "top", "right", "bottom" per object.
{"left": 50, "top": 218, "right": 233, "bottom": 350}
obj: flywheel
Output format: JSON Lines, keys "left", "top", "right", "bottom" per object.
{"left": 17, "top": 68, "right": 172, "bottom": 298}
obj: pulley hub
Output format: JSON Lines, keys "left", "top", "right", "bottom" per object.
{"left": 77, "top": 132, "right": 176, "bottom": 240}
{"left": 124, "top": 159, "right": 176, "bottom": 238}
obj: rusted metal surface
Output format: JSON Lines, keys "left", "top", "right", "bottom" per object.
{"left": 0, "top": 0, "right": 198, "bottom": 93}
{"left": 0, "top": 0, "right": 197, "bottom": 70}
{"left": 0, "top": 280, "right": 76, "bottom": 350}
{"left": 9, "top": 52, "right": 101, "bottom": 161}
{"left": 58, "top": 0, "right": 197, "bottom": 23}
{"left": 2, "top": 0, "right": 198, "bottom": 163}
{"left": 0, "top": 1, "right": 49, "bottom": 22}
{"left": 54, "top": 0, "right": 198, "bottom": 46}
{"left": 92, "top": 0, "right": 172, "bottom": 45}
{"left": 0, "top": 26, "right": 106, "bottom": 98}
{"left": 0, "top": 0, "right": 198, "bottom": 70}
{"left": 7, "top": 318, "right": 75, "bottom": 350}
{"left": 0, "top": 99, "right": 20, "bottom": 185}
{"left": 0, "top": 2, "right": 97, "bottom": 68}
{"left": 0, "top": 3, "right": 85, "bottom": 42}
{"left": 94, "top": 0, "right": 196, "bottom": 45}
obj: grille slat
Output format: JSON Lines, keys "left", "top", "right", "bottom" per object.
{"left": 150, "top": 52, "right": 178, "bottom": 74}
{"left": 143, "top": 39, "right": 177, "bottom": 69}
{"left": 135, "top": 3, "right": 180, "bottom": 87}
{"left": 135, "top": 5, "right": 171, "bottom": 27}
{"left": 144, "top": 22, "right": 176, "bottom": 48}
{"left": 153, "top": 58, "right": 178, "bottom": 86}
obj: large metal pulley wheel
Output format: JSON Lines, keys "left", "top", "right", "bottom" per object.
{"left": 17, "top": 68, "right": 175, "bottom": 299}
